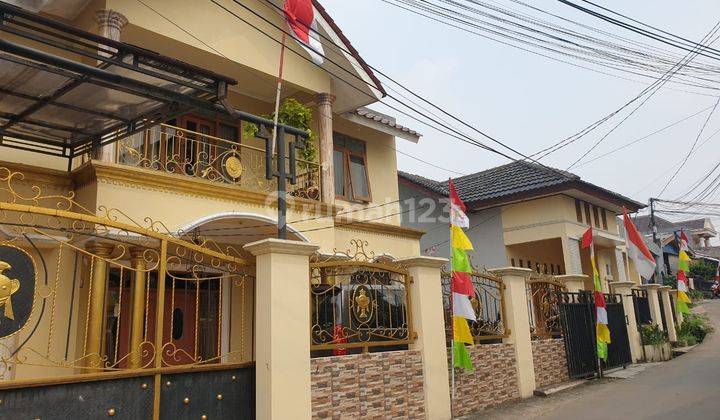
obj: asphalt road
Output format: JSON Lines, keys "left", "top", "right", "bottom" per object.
{"left": 474, "top": 300, "right": 720, "bottom": 420}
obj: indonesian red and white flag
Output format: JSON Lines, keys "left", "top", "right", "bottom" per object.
{"left": 448, "top": 179, "right": 469, "bottom": 228}
{"left": 622, "top": 208, "right": 656, "bottom": 280}
{"left": 283, "top": 0, "right": 324, "bottom": 65}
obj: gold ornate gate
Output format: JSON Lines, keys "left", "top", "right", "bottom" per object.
{"left": 0, "top": 167, "right": 255, "bottom": 418}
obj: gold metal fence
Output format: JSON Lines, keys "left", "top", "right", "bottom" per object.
{"left": 441, "top": 267, "right": 509, "bottom": 343}
{"left": 526, "top": 273, "right": 566, "bottom": 339}
{"left": 117, "top": 123, "right": 321, "bottom": 200}
{"left": 309, "top": 240, "right": 414, "bottom": 355}
{"left": 0, "top": 167, "right": 254, "bottom": 382}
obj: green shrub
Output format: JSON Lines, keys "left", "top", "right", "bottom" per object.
{"left": 641, "top": 324, "right": 668, "bottom": 345}
{"left": 677, "top": 313, "right": 714, "bottom": 344}
{"left": 688, "top": 289, "right": 704, "bottom": 303}
{"left": 675, "top": 333, "right": 697, "bottom": 347}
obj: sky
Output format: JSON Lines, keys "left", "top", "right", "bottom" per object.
{"left": 321, "top": 0, "right": 720, "bottom": 233}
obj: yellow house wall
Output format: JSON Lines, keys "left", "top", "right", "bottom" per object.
{"left": 106, "top": 0, "right": 331, "bottom": 95}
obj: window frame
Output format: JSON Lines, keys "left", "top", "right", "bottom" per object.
{"left": 333, "top": 133, "right": 372, "bottom": 202}
{"left": 584, "top": 202, "right": 592, "bottom": 226}
{"left": 593, "top": 206, "right": 601, "bottom": 228}
{"left": 601, "top": 209, "right": 608, "bottom": 230}
{"left": 575, "top": 199, "right": 583, "bottom": 223}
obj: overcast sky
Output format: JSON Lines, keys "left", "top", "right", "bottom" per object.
{"left": 321, "top": 0, "right": 720, "bottom": 231}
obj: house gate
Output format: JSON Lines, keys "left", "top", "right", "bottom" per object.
{"left": 0, "top": 167, "right": 255, "bottom": 419}
{"left": 632, "top": 289, "right": 652, "bottom": 325}
{"left": 557, "top": 291, "right": 632, "bottom": 378}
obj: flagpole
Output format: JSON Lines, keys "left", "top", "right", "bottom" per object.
{"left": 271, "top": 32, "right": 287, "bottom": 156}
{"left": 449, "top": 184, "right": 456, "bottom": 414}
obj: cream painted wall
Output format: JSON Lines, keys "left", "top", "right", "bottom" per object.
{"left": 106, "top": 0, "right": 332, "bottom": 95}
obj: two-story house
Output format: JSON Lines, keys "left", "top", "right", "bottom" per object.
{"left": 399, "top": 161, "right": 646, "bottom": 291}
{"left": 0, "top": 0, "right": 425, "bottom": 393}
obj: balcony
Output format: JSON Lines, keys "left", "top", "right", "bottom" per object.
{"left": 116, "top": 123, "right": 322, "bottom": 201}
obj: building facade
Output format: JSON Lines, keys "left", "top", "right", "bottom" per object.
{"left": 399, "top": 161, "right": 647, "bottom": 291}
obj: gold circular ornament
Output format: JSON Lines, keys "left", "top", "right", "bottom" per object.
{"left": 107, "top": 408, "right": 116, "bottom": 417}
{"left": 225, "top": 156, "right": 243, "bottom": 179}
{"left": 36, "top": 284, "right": 52, "bottom": 299}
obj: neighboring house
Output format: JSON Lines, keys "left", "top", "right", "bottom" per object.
{"left": 0, "top": 0, "right": 424, "bottom": 393}
{"left": 633, "top": 215, "right": 717, "bottom": 275}
{"left": 398, "top": 161, "right": 646, "bottom": 290}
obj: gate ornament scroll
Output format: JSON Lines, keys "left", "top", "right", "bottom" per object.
{"left": 441, "top": 265, "right": 508, "bottom": 343}
{"left": 309, "top": 240, "right": 413, "bottom": 354}
{"left": 526, "top": 273, "right": 566, "bottom": 339}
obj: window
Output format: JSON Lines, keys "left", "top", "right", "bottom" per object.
{"left": 333, "top": 133, "right": 371, "bottom": 201}
{"left": 511, "top": 258, "right": 515, "bottom": 267}
{"left": 584, "top": 203, "right": 592, "bottom": 226}
{"left": 575, "top": 199, "right": 583, "bottom": 223}
{"left": 519, "top": 259, "right": 523, "bottom": 267}
{"left": 601, "top": 209, "right": 608, "bottom": 230}
{"left": 593, "top": 206, "right": 601, "bottom": 227}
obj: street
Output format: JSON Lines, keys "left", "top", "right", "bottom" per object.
{"left": 475, "top": 300, "right": 720, "bottom": 420}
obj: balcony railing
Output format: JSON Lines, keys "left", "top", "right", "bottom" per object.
{"left": 117, "top": 124, "right": 321, "bottom": 200}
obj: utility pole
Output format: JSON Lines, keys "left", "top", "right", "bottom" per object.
{"left": 649, "top": 198, "right": 664, "bottom": 284}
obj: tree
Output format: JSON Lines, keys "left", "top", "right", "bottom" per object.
{"left": 689, "top": 260, "right": 716, "bottom": 280}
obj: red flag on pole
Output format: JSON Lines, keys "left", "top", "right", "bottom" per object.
{"left": 581, "top": 226, "right": 594, "bottom": 249}
{"left": 283, "top": 0, "right": 324, "bottom": 64}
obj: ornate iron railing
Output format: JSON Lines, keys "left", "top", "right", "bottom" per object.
{"left": 526, "top": 274, "right": 566, "bottom": 339}
{"left": 117, "top": 123, "right": 321, "bottom": 200}
{"left": 309, "top": 240, "right": 413, "bottom": 355}
{"left": 441, "top": 268, "right": 508, "bottom": 343}
{"left": 0, "top": 167, "right": 254, "bottom": 382}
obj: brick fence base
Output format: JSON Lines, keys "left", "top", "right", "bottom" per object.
{"left": 310, "top": 350, "right": 425, "bottom": 419}
{"left": 449, "top": 342, "right": 519, "bottom": 416}
{"left": 532, "top": 338, "right": 569, "bottom": 388}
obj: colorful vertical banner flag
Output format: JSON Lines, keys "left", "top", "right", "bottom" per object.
{"left": 581, "top": 227, "right": 611, "bottom": 361}
{"left": 675, "top": 230, "right": 692, "bottom": 315}
{"left": 449, "top": 179, "right": 475, "bottom": 371}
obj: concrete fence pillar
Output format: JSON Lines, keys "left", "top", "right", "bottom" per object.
{"left": 489, "top": 267, "right": 535, "bottom": 398}
{"left": 556, "top": 274, "right": 589, "bottom": 293}
{"left": 609, "top": 281, "right": 642, "bottom": 363}
{"left": 398, "top": 256, "right": 452, "bottom": 420}
{"left": 244, "top": 239, "right": 319, "bottom": 420}
{"left": 671, "top": 289, "right": 685, "bottom": 326}
{"left": 639, "top": 284, "right": 663, "bottom": 331}
{"left": 659, "top": 286, "right": 677, "bottom": 341}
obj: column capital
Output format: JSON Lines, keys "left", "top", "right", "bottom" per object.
{"left": 243, "top": 238, "right": 319, "bottom": 257}
{"left": 609, "top": 281, "right": 635, "bottom": 292}
{"left": 396, "top": 255, "right": 447, "bottom": 269}
{"left": 94, "top": 9, "right": 128, "bottom": 31}
{"left": 658, "top": 285, "right": 672, "bottom": 292}
{"left": 556, "top": 274, "right": 589, "bottom": 291}
{"left": 638, "top": 284, "right": 661, "bottom": 291}
{"left": 85, "top": 242, "right": 115, "bottom": 258}
{"left": 315, "top": 92, "right": 336, "bottom": 107}
{"left": 129, "top": 246, "right": 147, "bottom": 262}
{"left": 488, "top": 266, "right": 532, "bottom": 279}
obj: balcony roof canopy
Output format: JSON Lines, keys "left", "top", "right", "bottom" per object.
{"left": 0, "top": 2, "right": 245, "bottom": 160}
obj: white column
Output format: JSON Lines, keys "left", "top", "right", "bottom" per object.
{"left": 94, "top": 9, "right": 128, "bottom": 163}
{"left": 316, "top": 93, "right": 336, "bottom": 203}
{"left": 489, "top": 267, "right": 535, "bottom": 398}
{"left": 659, "top": 286, "right": 677, "bottom": 341}
{"left": 609, "top": 281, "right": 642, "bottom": 362}
{"left": 639, "top": 284, "right": 664, "bottom": 331}
{"left": 562, "top": 237, "right": 583, "bottom": 275}
{"left": 398, "top": 256, "right": 451, "bottom": 420}
{"left": 614, "top": 248, "right": 628, "bottom": 282}
{"left": 244, "top": 239, "right": 319, "bottom": 420}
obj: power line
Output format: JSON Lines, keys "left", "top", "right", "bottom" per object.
{"left": 658, "top": 96, "right": 720, "bottom": 196}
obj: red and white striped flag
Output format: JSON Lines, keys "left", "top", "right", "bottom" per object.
{"left": 622, "top": 208, "right": 656, "bottom": 280}
{"left": 284, "top": 0, "right": 324, "bottom": 65}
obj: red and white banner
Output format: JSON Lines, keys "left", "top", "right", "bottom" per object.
{"left": 284, "top": 0, "right": 324, "bottom": 65}
{"left": 622, "top": 208, "right": 656, "bottom": 280}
